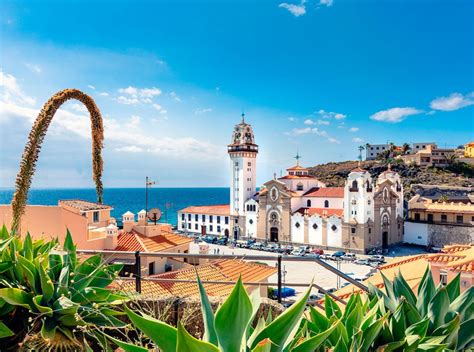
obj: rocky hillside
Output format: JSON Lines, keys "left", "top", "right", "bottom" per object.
{"left": 308, "top": 160, "right": 474, "bottom": 201}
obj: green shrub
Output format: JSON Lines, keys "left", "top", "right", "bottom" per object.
{"left": 0, "top": 226, "right": 127, "bottom": 351}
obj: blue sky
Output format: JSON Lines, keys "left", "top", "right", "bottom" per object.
{"left": 0, "top": 0, "right": 473, "bottom": 188}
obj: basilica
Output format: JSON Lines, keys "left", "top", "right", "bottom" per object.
{"left": 178, "top": 115, "right": 404, "bottom": 253}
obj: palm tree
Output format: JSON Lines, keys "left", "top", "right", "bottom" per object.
{"left": 401, "top": 143, "right": 411, "bottom": 155}
{"left": 10, "top": 89, "right": 104, "bottom": 233}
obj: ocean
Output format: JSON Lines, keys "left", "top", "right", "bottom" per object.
{"left": 0, "top": 188, "right": 230, "bottom": 226}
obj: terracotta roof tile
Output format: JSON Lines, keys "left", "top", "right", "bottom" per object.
{"left": 278, "top": 175, "right": 317, "bottom": 180}
{"left": 286, "top": 165, "right": 308, "bottom": 171}
{"left": 59, "top": 199, "right": 112, "bottom": 211}
{"left": 115, "top": 230, "right": 193, "bottom": 252}
{"left": 178, "top": 204, "right": 230, "bottom": 216}
{"left": 303, "top": 187, "right": 344, "bottom": 198}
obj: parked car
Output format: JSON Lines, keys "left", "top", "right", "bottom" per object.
{"left": 216, "top": 237, "right": 228, "bottom": 245}
{"left": 266, "top": 243, "right": 280, "bottom": 252}
{"left": 299, "top": 245, "right": 310, "bottom": 253}
{"left": 354, "top": 259, "right": 370, "bottom": 265}
{"left": 368, "top": 255, "right": 385, "bottom": 263}
{"left": 320, "top": 254, "right": 332, "bottom": 261}
{"left": 330, "top": 251, "right": 346, "bottom": 260}
{"left": 341, "top": 253, "right": 357, "bottom": 261}
{"left": 309, "top": 293, "right": 324, "bottom": 301}
{"left": 245, "top": 239, "right": 257, "bottom": 248}
{"left": 250, "top": 242, "right": 265, "bottom": 250}
{"left": 282, "top": 245, "right": 294, "bottom": 254}
{"left": 291, "top": 248, "right": 306, "bottom": 256}
{"left": 306, "top": 253, "right": 320, "bottom": 259}
{"left": 310, "top": 248, "right": 324, "bottom": 255}
{"left": 203, "top": 235, "right": 217, "bottom": 244}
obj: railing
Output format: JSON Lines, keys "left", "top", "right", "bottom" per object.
{"left": 76, "top": 250, "right": 369, "bottom": 305}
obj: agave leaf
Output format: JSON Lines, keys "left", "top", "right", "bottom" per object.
{"left": 251, "top": 283, "right": 312, "bottom": 352}
{"left": 41, "top": 317, "right": 57, "bottom": 340}
{"left": 390, "top": 300, "right": 406, "bottom": 341}
{"left": 248, "top": 316, "right": 267, "bottom": 348}
{"left": 344, "top": 301, "right": 362, "bottom": 338}
{"left": 252, "top": 339, "right": 273, "bottom": 352}
{"left": 417, "top": 266, "right": 435, "bottom": 317}
{"left": 416, "top": 342, "right": 448, "bottom": 351}
{"left": 449, "top": 286, "right": 473, "bottom": 321}
{"left": 53, "top": 296, "right": 79, "bottom": 315}
{"left": 215, "top": 276, "right": 253, "bottom": 352}
{"left": 32, "top": 295, "right": 53, "bottom": 317}
{"left": 82, "top": 313, "right": 127, "bottom": 327}
{"left": 16, "top": 254, "right": 37, "bottom": 290}
{"left": 376, "top": 340, "right": 406, "bottom": 352}
{"left": 22, "top": 232, "right": 33, "bottom": 261}
{"left": 63, "top": 229, "right": 77, "bottom": 269}
{"left": 292, "top": 319, "right": 340, "bottom": 352}
{"left": 38, "top": 260, "right": 54, "bottom": 302}
{"left": 457, "top": 318, "right": 474, "bottom": 350}
{"left": 360, "top": 315, "right": 386, "bottom": 352}
{"left": 369, "top": 282, "right": 397, "bottom": 312}
{"left": 308, "top": 306, "right": 329, "bottom": 332}
{"left": 432, "top": 313, "right": 460, "bottom": 349}
{"left": 72, "top": 287, "right": 111, "bottom": 303}
{"left": 196, "top": 274, "right": 218, "bottom": 345}
{"left": 324, "top": 294, "right": 342, "bottom": 319}
{"left": 381, "top": 272, "right": 396, "bottom": 301}
{"left": 428, "top": 287, "right": 449, "bottom": 329}
{"left": 176, "top": 322, "right": 220, "bottom": 352}
{"left": 403, "top": 299, "right": 422, "bottom": 326}
{"left": 393, "top": 271, "right": 416, "bottom": 307}
{"left": 0, "top": 288, "right": 32, "bottom": 309}
{"left": 0, "top": 321, "right": 14, "bottom": 338}
{"left": 0, "top": 224, "right": 9, "bottom": 240}
{"left": 247, "top": 288, "right": 263, "bottom": 338}
{"left": 333, "top": 335, "right": 347, "bottom": 352}
{"left": 266, "top": 309, "right": 273, "bottom": 325}
{"left": 48, "top": 253, "right": 63, "bottom": 279}
{"left": 405, "top": 317, "right": 430, "bottom": 338}
{"left": 104, "top": 334, "right": 148, "bottom": 352}
{"left": 125, "top": 306, "right": 177, "bottom": 352}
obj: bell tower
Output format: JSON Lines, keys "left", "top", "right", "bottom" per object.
{"left": 228, "top": 113, "right": 258, "bottom": 218}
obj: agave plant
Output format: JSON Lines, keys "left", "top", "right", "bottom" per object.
{"left": 104, "top": 276, "right": 339, "bottom": 352}
{"left": 0, "top": 226, "right": 127, "bottom": 351}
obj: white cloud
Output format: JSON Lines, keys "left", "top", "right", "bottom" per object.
{"left": 319, "top": 0, "right": 333, "bottom": 6}
{"left": 430, "top": 92, "right": 474, "bottom": 111}
{"left": 152, "top": 103, "right": 163, "bottom": 111}
{"left": 304, "top": 118, "right": 330, "bottom": 126}
{"left": 370, "top": 107, "right": 423, "bottom": 123}
{"left": 194, "top": 108, "right": 213, "bottom": 115}
{"left": 116, "top": 86, "right": 162, "bottom": 104}
{"left": 170, "top": 91, "right": 182, "bottom": 102}
{"left": 286, "top": 127, "right": 329, "bottom": 138}
{"left": 279, "top": 1, "right": 306, "bottom": 16}
{"left": 288, "top": 117, "right": 296, "bottom": 122}
{"left": 328, "top": 137, "right": 340, "bottom": 144}
{"left": 87, "top": 85, "right": 96, "bottom": 90}
{"left": 315, "top": 109, "right": 347, "bottom": 120}
{"left": 160, "top": 109, "right": 168, "bottom": 114}
{"left": 353, "top": 137, "right": 364, "bottom": 143}
{"left": 127, "top": 115, "right": 141, "bottom": 129}
{"left": 304, "top": 119, "right": 314, "bottom": 125}
{"left": 115, "top": 145, "right": 144, "bottom": 153}
{"left": 25, "top": 63, "right": 42, "bottom": 74}
{"left": 0, "top": 70, "right": 36, "bottom": 106}
{"left": 349, "top": 127, "right": 359, "bottom": 132}
{"left": 70, "top": 103, "right": 88, "bottom": 113}
{"left": 99, "top": 92, "right": 109, "bottom": 96}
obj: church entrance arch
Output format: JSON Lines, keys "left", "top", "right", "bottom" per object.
{"left": 270, "top": 227, "right": 279, "bottom": 242}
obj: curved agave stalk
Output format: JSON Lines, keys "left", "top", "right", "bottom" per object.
{"left": 10, "top": 89, "right": 104, "bottom": 233}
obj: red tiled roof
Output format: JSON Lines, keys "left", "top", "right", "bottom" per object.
{"left": 116, "top": 260, "right": 276, "bottom": 297}
{"left": 115, "top": 230, "right": 193, "bottom": 252}
{"left": 286, "top": 165, "right": 308, "bottom": 171}
{"left": 303, "top": 187, "right": 344, "bottom": 198}
{"left": 447, "top": 259, "right": 473, "bottom": 273}
{"left": 178, "top": 204, "right": 230, "bottom": 216}
{"left": 278, "top": 175, "right": 316, "bottom": 180}
{"left": 351, "top": 167, "right": 367, "bottom": 173}
{"left": 294, "top": 207, "right": 343, "bottom": 218}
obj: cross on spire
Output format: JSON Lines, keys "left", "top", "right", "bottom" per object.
{"left": 241, "top": 109, "right": 245, "bottom": 123}
{"left": 294, "top": 150, "right": 301, "bottom": 166}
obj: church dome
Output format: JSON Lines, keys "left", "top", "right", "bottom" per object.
{"left": 228, "top": 113, "right": 258, "bottom": 153}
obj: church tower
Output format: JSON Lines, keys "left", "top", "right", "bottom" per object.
{"left": 228, "top": 113, "right": 258, "bottom": 218}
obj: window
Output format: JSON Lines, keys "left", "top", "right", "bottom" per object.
{"left": 368, "top": 228, "right": 372, "bottom": 234}
{"left": 235, "top": 162, "right": 239, "bottom": 166}
{"left": 225, "top": 217, "right": 229, "bottom": 224}
{"left": 209, "top": 225, "right": 213, "bottom": 232}
{"left": 312, "top": 223, "right": 318, "bottom": 230}
{"left": 217, "top": 216, "right": 221, "bottom": 224}
{"left": 93, "top": 211, "right": 99, "bottom": 222}
{"left": 307, "top": 200, "right": 312, "bottom": 207}
{"left": 235, "top": 218, "right": 239, "bottom": 224}
{"left": 427, "top": 214, "right": 433, "bottom": 223}
{"left": 331, "top": 225, "right": 337, "bottom": 231}
{"left": 351, "top": 228, "right": 356, "bottom": 234}
{"left": 350, "top": 180, "right": 358, "bottom": 192}
{"left": 149, "top": 262, "right": 155, "bottom": 275}
{"left": 195, "top": 214, "right": 198, "bottom": 221}
{"left": 440, "top": 270, "right": 448, "bottom": 286}
{"left": 441, "top": 214, "right": 447, "bottom": 223}
{"left": 249, "top": 219, "right": 253, "bottom": 225}
{"left": 324, "top": 200, "right": 329, "bottom": 208}
{"left": 210, "top": 215, "right": 213, "bottom": 222}
{"left": 297, "top": 183, "right": 304, "bottom": 191}
{"left": 217, "top": 226, "right": 221, "bottom": 232}
{"left": 248, "top": 162, "right": 251, "bottom": 166}
{"left": 195, "top": 224, "right": 198, "bottom": 230}
{"left": 202, "top": 214, "right": 206, "bottom": 222}
{"left": 181, "top": 213, "right": 185, "bottom": 220}
{"left": 414, "top": 213, "right": 421, "bottom": 222}
{"left": 188, "top": 223, "right": 191, "bottom": 229}
{"left": 188, "top": 214, "right": 191, "bottom": 221}
{"left": 368, "top": 199, "right": 371, "bottom": 205}
{"left": 456, "top": 215, "right": 463, "bottom": 224}
{"left": 295, "top": 222, "right": 300, "bottom": 228}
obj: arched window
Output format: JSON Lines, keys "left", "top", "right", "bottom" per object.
{"left": 351, "top": 180, "right": 358, "bottom": 191}
{"left": 307, "top": 200, "right": 312, "bottom": 207}
{"left": 246, "top": 204, "right": 249, "bottom": 211}
{"left": 324, "top": 200, "right": 329, "bottom": 208}
{"left": 297, "top": 183, "right": 304, "bottom": 191}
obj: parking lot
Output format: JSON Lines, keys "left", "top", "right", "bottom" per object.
{"left": 186, "top": 235, "right": 429, "bottom": 301}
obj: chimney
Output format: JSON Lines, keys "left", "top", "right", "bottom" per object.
{"left": 105, "top": 223, "right": 118, "bottom": 249}
{"left": 122, "top": 211, "right": 135, "bottom": 232}
{"left": 137, "top": 209, "right": 147, "bottom": 226}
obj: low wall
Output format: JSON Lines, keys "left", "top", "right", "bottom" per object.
{"left": 404, "top": 221, "right": 473, "bottom": 247}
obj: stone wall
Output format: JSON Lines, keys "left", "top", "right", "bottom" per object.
{"left": 427, "top": 223, "right": 474, "bottom": 247}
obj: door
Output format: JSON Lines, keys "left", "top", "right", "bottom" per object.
{"left": 270, "top": 227, "right": 279, "bottom": 242}
{"left": 224, "top": 229, "right": 229, "bottom": 238}
{"left": 382, "top": 232, "right": 388, "bottom": 248}
{"left": 201, "top": 225, "right": 206, "bottom": 235}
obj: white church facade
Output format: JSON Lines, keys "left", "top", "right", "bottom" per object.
{"left": 178, "top": 115, "right": 404, "bottom": 253}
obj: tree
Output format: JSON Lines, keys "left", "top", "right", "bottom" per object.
{"left": 402, "top": 143, "right": 411, "bottom": 154}
{"left": 10, "top": 89, "right": 104, "bottom": 233}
